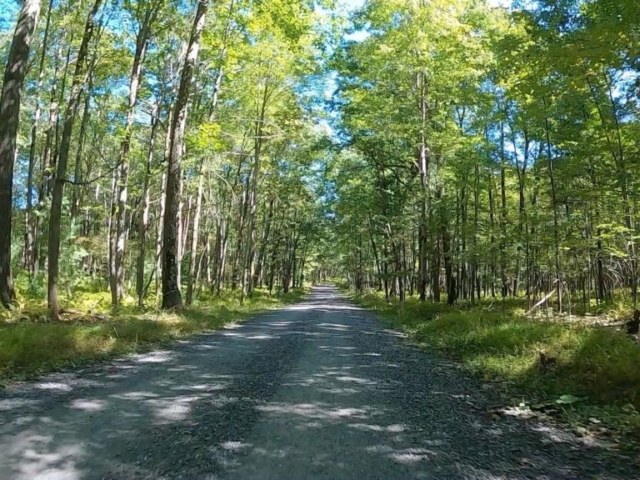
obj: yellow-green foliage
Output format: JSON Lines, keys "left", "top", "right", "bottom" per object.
{"left": 0, "top": 288, "right": 306, "bottom": 382}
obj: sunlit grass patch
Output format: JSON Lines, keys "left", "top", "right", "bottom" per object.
{"left": 411, "top": 312, "right": 640, "bottom": 408}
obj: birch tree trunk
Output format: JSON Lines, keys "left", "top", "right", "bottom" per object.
{"left": 186, "top": 160, "right": 205, "bottom": 305}
{"left": 112, "top": 8, "right": 156, "bottom": 306}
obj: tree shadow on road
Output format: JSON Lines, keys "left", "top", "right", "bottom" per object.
{"left": 0, "top": 286, "right": 635, "bottom": 479}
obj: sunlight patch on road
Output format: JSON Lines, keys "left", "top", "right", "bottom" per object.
{"left": 0, "top": 398, "right": 41, "bottom": 412}
{"left": 147, "top": 395, "right": 204, "bottom": 424}
{"left": 349, "top": 423, "right": 406, "bottom": 433}
{"left": 172, "top": 383, "right": 228, "bottom": 392}
{"left": 2, "top": 433, "right": 83, "bottom": 480}
{"left": 34, "top": 382, "right": 72, "bottom": 392}
{"left": 112, "top": 391, "right": 159, "bottom": 400}
{"left": 257, "top": 402, "right": 375, "bottom": 421}
{"left": 252, "top": 447, "right": 293, "bottom": 459}
{"left": 69, "top": 399, "right": 107, "bottom": 412}
{"left": 220, "top": 441, "right": 252, "bottom": 451}
{"left": 267, "top": 321, "right": 294, "bottom": 327}
{"left": 131, "top": 351, "right": 174, "bottom": 363}
{"left": 317, "top": 323, "right": 352, "bottom": 330}
{"left": 318, "top": 387, "right": 360, "bottom": 395}
{"left": 284, "top": 303, "right": 363, "bottom": 311}
{"left": 336, "top": 375, "right": 376, "bottom": 385}
{"left": 318, "top": 345, "right": 356, "bottom": 350}
{"left": 366, "top": 445, "right": 437, "bottom": 464}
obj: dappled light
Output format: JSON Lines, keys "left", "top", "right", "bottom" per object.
{"left": 1, "top": 0, "right": 638, "bottom": 474}
{"left": 69, "top": 399, "right": 107, "bottom": 412}
{"left": 0, "top": 287, "right": 633, "bottom": 479}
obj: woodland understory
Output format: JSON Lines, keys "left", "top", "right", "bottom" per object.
{"left": 1, "top": 0, "right": 640, "bottom": 442}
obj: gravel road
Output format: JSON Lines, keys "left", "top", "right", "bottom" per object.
{"left": 0, "top": 286, "right": 636, "bottom": 479}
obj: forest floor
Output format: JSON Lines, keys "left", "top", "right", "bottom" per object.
{"left": 0, "top": 285, "right": 638, "bottom": 479}
{"left": 345, "top": 288, "right": 640, "bottom": 449}
{"left": 0, "top": 287, "right": 306, "bottom": 386}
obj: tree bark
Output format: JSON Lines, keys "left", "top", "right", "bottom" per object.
{"left": 47, "top": 0, "right": 102, "bottom": 318}
{"left": 161, "top": 0, "right": 207, "bottom": 309}
{"left": 543, "top": 100, "right": 563, "bottom": 313}
{"left": 0, "top": 0, "right": 41, "bottom": 308}
{"left": 252, "top": 197, "right": 274, "bottom": 288}
{"left": 136, "top": 101, "right": 159, "bottom": 307}
{"left": 25, "top": 0, "right": 52, "bottom": 277}
{"left": 417, "top": 71, "right": 429, "bottom": 301}
{"left": 241, "top": 79, "right": 270, "bottom": 302}
{"left": 70, "top": 77, "right": 92, "bottom": 218}
{"left": 112, "top": 8, "right": 155, "bottom": 306}
{"left": 186, "top": 160, "right": 206, "bottom": 305}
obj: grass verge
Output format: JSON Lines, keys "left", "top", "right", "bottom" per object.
{"left": 0, "top": 288, "right": 306, "bottom": 384}
{"left": 349, "top": 291, "right": 640, "bottom": 440}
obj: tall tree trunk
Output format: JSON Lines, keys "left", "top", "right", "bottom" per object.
{"left": 136, "top": 102, "right": 159, "bottom": 307}
{"left": 367, "top": 215, "right": 383, "bottom": 290}
{"left": 543, "top": 100, "right": 563, "bottom": 313}
{"left": 488, "top": 159, "right": 496, "bottom": 298}
{"left": 156, "top": 171, "right": 166, "bottom": 298}
{"left": 107, "top": 168, "right": 119, "bottom": 300}
{"left": 473, "top": 159, "right": 480, "bottom": 303}
{"left": 241, "top": 79, "right": 270, "bottom": 302}
{"left": 586, "top": 73, "right": 636, "bottom": 307}
{"left": 217, "top": 215, "right": 229, "bottom": 293}
{"left": 47, "top": 0, "right": 102, "bottom": 317}
{"left": 0, "top": 0, "right": 41, "bottom": 308}
{"left": 41, "top": 43, "right": 62, "bottom": 201}
{"left": 417, "top": 71, "right": 429, "bottom": 301}
{"left": 112, "top": 12, "right": 154, "bottom": 306}
{"left": 186, "top": 160, "right": 206, "bottom": 305}
{"left": 499, "top": 122, "right": 508, "bottom": 298}
{"left": 70, "top": 77, "right": 92, "bottom": 218}
{"left": 161, "top": 0, "right": 207, "bottom": 309}
{"left": 177, "top": 181, "right": 187, "bottom": 288}
{"left": 253, "top": 197, "right": 274, "bottom": 288}
{"left": 25, "top": 0, "right": 52, "bottom": 277}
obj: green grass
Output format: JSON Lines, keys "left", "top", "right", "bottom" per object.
{"left": 349, "top": 290, "right": 640, "bottom": 439}
{"left": 0, "top": 288, "right": 306, "bottom": 384}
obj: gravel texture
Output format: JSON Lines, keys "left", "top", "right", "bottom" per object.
{"left": 0, "top": 286, "right": 636, "bottom": 479}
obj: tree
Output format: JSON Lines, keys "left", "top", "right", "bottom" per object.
{"left": 0, "top": 0, "right": 41, "bottom": 308}
{"left": 161, "top": 0, "right": 207, "bottom": 310}
{"left": 111, "top": 0, "right": 162, "bottom": 306}
{"left": 47, "top": 0, "right": 103, "bottom": 318}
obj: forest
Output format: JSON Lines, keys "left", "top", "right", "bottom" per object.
{"left": 0, "top": 0, "right": 332, "bottom": 315}
{"left": 1, "top": 0, "right": 640, "bottom": 438}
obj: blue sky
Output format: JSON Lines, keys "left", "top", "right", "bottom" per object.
{"left": 0, "top": 0, "right": 18, "bottom": 33}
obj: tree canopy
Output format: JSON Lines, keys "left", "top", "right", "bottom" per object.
{"left": 0, "top": 0, "right": 639, "bottom": 314}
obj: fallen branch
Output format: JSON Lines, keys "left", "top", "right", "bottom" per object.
{"left": 525, "top": 280, "right": 559, "bottom": 317}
